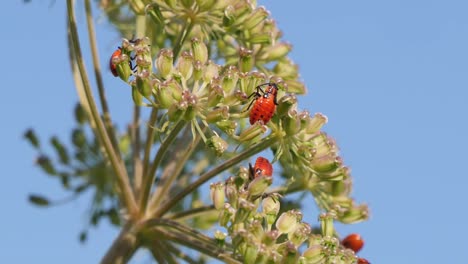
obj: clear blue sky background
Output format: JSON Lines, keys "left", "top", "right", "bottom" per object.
{"left": 1, "top": 0, "right": 467, "bottom": 263}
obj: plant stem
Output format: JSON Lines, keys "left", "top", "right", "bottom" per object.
{"left": 168, "top": 205, "right": 216, "bottom": 220}
{"left": 83, "top": 0, "right": 121, "bottom": 157}
{"left": 67, "top": 0, "right": 138, "bottom": 216}
{"left": 100, "top": 223, "right": 139, "bottom": 264}
{"left": 139, "top": 120, "right": 188, "bottom": 214}
{"left": 148, "top": 134, "right": 200, "bottom": 213}
{"left": 154, "top": 136, "right": 278, "bottom": 217}
{"left": 142, "top": 108, "right": 158, "bottom": 178}
{"left": 172, "top": 20, "right": 195, "bottom": 62}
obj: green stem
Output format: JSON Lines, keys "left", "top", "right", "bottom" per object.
{"left": 67, "top": 0, "right": 138, "bottom": 216}
{"left": 131, "top": 105, "right": 141, "bottom": 196}
{"left": 164, "top": 242, "right": 200, "bottom": 264}
{"left": 139, "top": 120, "right": 188, "bottom": 214}
{"left": 100, "top": 223, "right": 139, "bottom": 264}
{"left": 140, "top": 108, "right": 158, "bottom": 197}
{"left": 172, "top": 20, "right": 195, "bottom": 62}
{"left": 155, "top": 136, "right": 278, "bottom": 217}
{"left": 83, "top": 0, "right": 121, "bottom": 158}
{"left": 148, "top": 134, "right": 200, "bottom": 213}
{"left": 168, "top": 205, "right": 216, "bottom": 220}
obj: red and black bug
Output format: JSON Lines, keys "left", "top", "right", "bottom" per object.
{"left": 246, "top": 83, "right": 279, "bottom": 125}
{"left": 249, "top": 156, "right": 273, "bottom": 180}
{"left": 109, "top": 48, "right": 122, "bottom": 77}
{"left": 341, "top": 233, "right": 364, "bottom": 253}
{"left": 357, "top": 258, "right": 370, "bottom": 264}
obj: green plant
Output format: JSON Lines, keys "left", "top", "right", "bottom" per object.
{"left": 26, "top": 0, "right": 370, "bottom": 263}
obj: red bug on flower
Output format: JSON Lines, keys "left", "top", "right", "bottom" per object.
{"left": 246, "top": 83, "right": 279, "bottom": 125}
{"left": 341, "top": 233, "right": 364, "bottom": 253}
{"left": 109, "top": 48, "right": 122, "bottom": 77}
{"left": 249, "top": 156, "right": 273, "bottom": 180}
{"left": 357, "top": 258, "right": 370, "bottom": 264}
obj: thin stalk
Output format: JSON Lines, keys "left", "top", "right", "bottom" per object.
{"left": 149, "top": 241, "right": 166, "bottom": 264}
{"left": 83, "top": 0, "right": 121, "bottom": 157}
{"left": 155, "top": 136, "right": 278, "bottom": 217}
{"left": 131, "top": 105, "right": 142, "bottom": 197}
{"left": 67, "top": 0, "right": 137, "bottom": 216}
{"left": 164, "top": 242, "right": 200, "bottom": 264}
{"left": 172, "top": 20, "right": 195, "bottom": 62}
{"left": 156, "top": 240, "right": 178, "bottom": 264}
{"left": 148, "top": 134, "right": 200, "bottom": 213}
{"left": 168, "top": 205, "right": 216, "bottom": 220}
{"left": 142, "top": 218, "right": 218, "bottom": 247}
{"left": 100, "top": 223, "right": 139, "bottom": 264}
{"left": 155, "top": 229, "right": 241, "bottom": 264}
{"left": 139, "top": 120, "right": 188, "bottom": 214}
{"left": 142, "top": 108, "right": 158, "bottom": 178}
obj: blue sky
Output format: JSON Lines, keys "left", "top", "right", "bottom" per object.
{"left": 1, "top": 0, "right": 467, "bottom": 263}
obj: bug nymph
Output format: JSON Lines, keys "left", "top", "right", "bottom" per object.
{"left": 248, "top": 156, "right": 273, "bottom": 181}
{"left": 246, "top": 82, "right": 279, "bottom": 125}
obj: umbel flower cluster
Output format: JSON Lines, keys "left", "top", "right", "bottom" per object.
{"left": 26, "top": 0, "right": 370, "bottom": 263}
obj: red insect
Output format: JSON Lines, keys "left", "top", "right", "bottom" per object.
{"left": 246, "top": 83, "right": 279, "bottom": 125}
{"left": 249, "top": 157, "right": 273, "bottom": 180}
{"left": 357, "top": 258, "right": 370, "bottom": 264}
{"left": 109, "top": 48, "right": 122, "bottom": 77}
{"left": 341, "top": 233, "right": 364, "bottom": 253}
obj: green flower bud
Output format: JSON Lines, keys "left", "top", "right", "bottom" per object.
{"left": 135, "top": 71, "right": 152, "bottom": 99}
{"left": 330, "top": 178, "right": 351, "bottom": 197}
{"left": 222, "top": 66, "right": 239, "bottom": 93}
{"left": 164, "top": 0, "right": 177, "bottom": 8}
{"left": 155, "top": 81, "right": 180, "bottom": 109}
{"left": 230, "top": 3, "right": 254, "bottom": 28}
{"left": 224, "top": 177, "right": 239, "bottom": 207}
{"left": 284, "top": 109, "right": 301, "bottom": 136}
{"left": 338, "top": 203, "right": 369, "bottom": 224}
{"left": 237, "top": 166, "right": 250, "bottom": 183}
{"left": 224, "top": 89, "right": 247, "bottom": 107}
{"left": 177, "top": 51, "right": 194, "bottom": 80}
{"left": 317, "top": 166, "right": 349, "bottom": 181}
{"left": 259, "top": 42, "right": 292, "bottom": 61}
{"left": 247, "top": 220, "right": 264, "bottom": 240}
{"left": 223, "top": 5, "right": 236, "bottom": 26}
{"left": 191, "top": 37, "right": 208, "bottom": 64}
{"left": 243, "top": 243, "right": 259, "bottom": 264}
{"left": 207, "top": 84, "right": 224, "bottom": 107}
{"left": 219, "top": 203, "right": 236, "bottom": 227}
{"left": 235, "top": 198, "right": 255, "bottom": 222}
{"left": 319, "top": 212, "right": 336, "bottom": 237}
{"left": 302, "top": 245, "right": 324, "bottom": 263}
{"left": 288, "top": 223, "right": 312, "bottom": 246}
{"left": 287, "top": 80, "right": 307, "bottom": 94}
{"left": 114, "top": 53, "right": 132, "bottom": 81}
{"left": 204, "top": 61, "right": 220, "bottom": 83}
{"left": 132, "top": 84, "right": 143, "bottom": 106}
{"left": 262, "top": 195, "right": 280, "bottom": 228}
{"left": 210, "top": 182, "right": 226, "bottom": 210}
{"left": 262, "top": 230, "right": 279, "bottom": 246}
{"left": 51, "top": 136, "right": 69, "bottom": 164}
{"left": 214, "top": 230, "right": 227, "bottom": 246}
{"left": 276, "top": 210, "right": 302, "bottom": 234}
{"left": 212, "top": 0, "right": 230, "bottom": 10}
{"left": 28, "top": 194, "right": 51, "bottom": 207}
{"left": 311, "top": 154, "right": 342, "bottom": 173}
{"left": 243, "top": 7, "right": 269, "bottom": 30}
{"left": 249, "top": 33, "right": 272, "bottom": 44}
{"left": 278, "top": 241, "right": 299, "bottom": 264}
{"left": 239, "top": 47, "right": 254, "bottom": 72}
{"left": 247, "top": 175, "right": 272, "bottom": 197}
{"left": 192, "top": 60, "right": 203, "bottom": 81}
{"left": 276, "top": 94, "right": 297, "bottom": 117}
{"left": 128, "top": 0, "right": 146, "bottom": 13}
{"left": 156, "top": 48, "right": 173, "bottom": 79}
{"left": 216, "top": 120, "right": 237, "bottom": 135}
{"left": 206, "top": 134, "right": 228, "bottom": 156}
{"left": 238, "top": 122, "right": 267, "bottom": 142}
{"left": 273, "top": 59, "right": 299, "bottom": 79}
{"left": 307, "top": 113, "right": 328, "bottom": 134}
{"left": 167, "top": 101, "right": 187, "bottom": 121}
{"left": 206, "top": 106, "right": 230, "bottom": 123}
